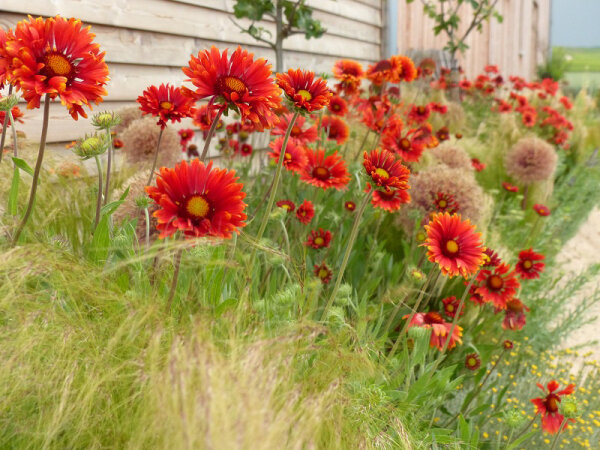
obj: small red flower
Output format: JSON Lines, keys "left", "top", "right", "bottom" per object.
{"left": 0, "top": 104, "right": 24, "bottom": 125}
{"left": 367, "top": 183, "right": 411, "bottom": 212}
{"left": 276, "top": 200, "right": 295, "bottom": 213}
{"left": 138, "top": 84, "right": 195, "bottom": 129}
{"left": 503, "top": 339, "right": 514, "bottom": 349}
{"left": 404, "top": 312, "right": 463, "bottom": 351}
{"left": 113, "top": 138, "right": 124, "bottom": 149}
{"left": 328, "top": 95, "right": 348, "bottom": 116}
{"left": 332, "top": 59, "right": 364, "bottom": 95}
{"left": 363, "top": 149, "right": 411, "bottom": 191}
{"left": 305, "top": 228, "right": 332, "bottom": 249}
{"left": 268, "top": 137, "right": 308, "bottom": 174}
{"left": 436, "top": 126, "right": 450, "bottom": 142}
{"left": 301, "top": 149, "right": 350, "bottom": 190}
{"left": 272, "top": 113, "right": 318, "bottom": 144}
{"left": 239, "top": 143, "right": 252, "bottom": 156}
{"left": 502, "top": 182, "right": 519, "bottom": 193}
{"left": 145, "top": 159, "right": 247, "bottom": 239}
{"left": 314, "top": 262, "right": 333, "bottom": 284}
{"left": 423, "top": 212, "right": 485, "bottom": 278}
{"left": 471, "top": 158, "right": 486, "bottom": 172}
{"left": 183, "top": 46, "right": 281, "bottom": 131}
{"left": 442, "top": 296, "right": 464, "bottom": 318}
{"left": 344, "top": 201, "right": 356, "bottom": 212}
{"left": 465, "top": 353, "right": 481, "bottom": 371}
{"left": 296, "top": 200, "right": 315, "bottom": 224}
{"left": 530, "top": 381, "right": 576, "bottom": 434}
{"left": 407, "top": 104, "right": 431, "bottom": 124}
{"left": 192, "top": 105, "right": 223, "bottom": 131}
{"left": 432, "top": 192, "right": 459, "bottom": 214}
{"left": 483, "top": 247, "right": 502, "bottom": 267}
{"left": 178, "top": 128, "right": 195, "bottom": 146}
{"left": 468, "top": 284, "right": 486, "bottom": 306}
{"left": 516, "top": 248, "right": 545, "bottom": 279}
{"left": 476, "top": 263, "right": 521, "bottom": 309}
{"left": 382, "top": 123, "right": 426, "bottom": 163}
{"left": 501, "top": 298, "right": 530, "bottom": 330}
{"left": 322, "top": 115, "right": 349, "bottom": 145}
{"left": 533, "top": 204, "right": 551, "bottom": 216}
{"left": 276, "top": 69, "right": 332, "bottom": 112}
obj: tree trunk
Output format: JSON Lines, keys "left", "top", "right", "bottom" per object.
{"left": 275, "top": 1, "right": 284, "bottom": 73}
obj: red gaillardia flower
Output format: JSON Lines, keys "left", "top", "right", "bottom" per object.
{"left": 405, "top": 312, "right": 463, "bottom": 351}
{"left": 113, "top": 138, "right": 124, "bottom": 149}
{"left": 502, "top": 182, "right": 519, "bottom": 193}
{"left": 531, "top": 381, "right": 576, "bottom": 434}
{"left": 178, "top": 128, "right": 195, "bottom": 147}
{"left": 276, "top": 69, "right": 332, "bottom": 112}
{"left": 328, "top": 95, "right": 348, "bottom": 116}
{"left": 436, "top": 126, "right": 450, "bottom": 142}
{"left": 301, "top": 149, "right": 350, "bottom": 190}
{"left": 366, "top": 183, "right": 410, "bottom": 212}
{"left": 407, "top": 104, "right": 431, "bottom": 124}
{"left": 482, "top": 247, "right": 502, "bottom": 267}
{"left": 332, "top": 59, "right": 364, "bottom": 94}
{"left": 344, "top": 201, "right": 356, "bottom": 212}
{"left": 138, "top": 84, "right": 195, "bottom": 129}
{"left": 432, "top": 192, "right": 459, "bottom": 214}
{"left": 314, "top": 262, "right": 333, "bottom": 284}
{"left": 393, "top": 55, "right": 417, "bottom": 82}
{"left": 6, "top": 15, "right": 109, "bottom": 119}
{"left": 322, "top": 115, "right": 349, "bottom": 145}
{"left": 363, "top": 149, "right": 411, "bottom": 191}
{"left": 533, "top": 203, "right": 551, "bottom": 216}
{"left": 516, "top": 248, "right": 545, "bottom": 279}
{"left": 305, "top": 228, "right": 332, "bottom": 249}
{"left": 268, "top": 137, "right": 308, "bottom": 174}
{"left": 476, "top": 263, "right": 521, "bottom": 309}
{"left": 272, "top": 112, "right": 318, "bottom": 144}
{"left": 503, "top": 339, "right": 514, "bottom": 350}
{"left": 501, "top": 298, "right": 530, "bottom": 330}
{"left": 276, "top": 200, "right": 295, "bottom": 213}
{"left": 145, "top": 159, "right": 247, "bottom": 239}
{"left": 193, "top": 105, "right": 222, "bottom": 131}
{"left": 423, "top": 212, "right": 485, "bottom": 278}
{"left": 471, "top": 158, "right": 486, "bottom": 171}
{"left": 381, "top": 122, "right": 426, "bottom": 163}
{"left": 182, "top": 46, "right": 281, "bottom": 130}
{"left": 465, "top": 353, "right": 481, "bottom": 371}
{"left": 296, "top": 200, "right": 315, "bottom": 224}
{"left": 0, "top": 27, "right": 15, "bottom": 88}
{"left": 442, "top": 296, "right": 464, "bottom": 318}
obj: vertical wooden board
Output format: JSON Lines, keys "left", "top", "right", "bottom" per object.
{"left": 536, "top": 0, "right": 551, "bottom": 66}
{"left": 519, "top": 0, "right": 533, "bottom": 78}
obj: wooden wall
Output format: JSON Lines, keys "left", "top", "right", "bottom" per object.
{"left": 397, "top": 0, "right": 551, "bottom": 79}
{"left": 0, "top": 0, "right": 383, "bottom": 143}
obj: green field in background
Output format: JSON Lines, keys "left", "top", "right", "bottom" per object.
{"left": 555, "top": 47, "right": 600, "bottom": 72}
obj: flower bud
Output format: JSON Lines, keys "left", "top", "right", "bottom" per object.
{"left": 73, "top": 133, "right": 108, "bottom": 159}
{"left": 92, "top": 111, "right": 121, "bottom": 130}
{"left": 408, "top": 325, "right": 429, "bottom": 340}
{"left": 0, "top": 94, "right": 19, "bottom": 112}
{"left": 561, "top": 397, "right": 580, "bottom": 419}
{"left": 503, "top": 409, "right": 525, "bottom": 429}
{"left": 135, "top": 195, "right": 151, "bottom": 209}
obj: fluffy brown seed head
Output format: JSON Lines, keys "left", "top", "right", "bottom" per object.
{"left": 504, "top": 137, "right": 557, "bottom": 183}
{"left": 430, "top": 143, "right": 473, "bottom": 170}
{"left": 120, "top": 117, "right": 181, "bottom": 167}
{"left": 113, "top": 106, "right": 143, "bottom": 134}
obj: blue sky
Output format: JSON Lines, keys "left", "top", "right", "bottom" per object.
{"left": 551, "top": 0, "right": 600, "bottom": 47}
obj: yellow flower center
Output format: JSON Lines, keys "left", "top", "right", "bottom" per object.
{"left": 318, "top": 268, "right": 329, "bottom": 279}
{"left": 447, "top": 304, "right": 455, "bottom": 312}
{"left": 400, "top": 138, "right": 411, "bottom": 149}
{"left": 45, "top": 53, "right": 72, "bottom": 77}
{"left": 312, "top": 166, "right": 330, "bottom": 180}
{"left": 314, "top": 237, "right": 324, "bottom": 246}
{"left": 445, "top": 240, "right": 459, "bottom": 254}
{"left": 160, "top": 101, "right": 173, "bottom": 110}
{"left": 297, "top": 89, "right": 313, "bottom": 101}
{"left": 374, "top": 168, "right": 390, "bottom": 179}
{"left": 468, "top": 357, "right": 477, "bottom": 367}
{"left": 282, "top": 204, "right": 291, "bottom": 210}
{"left": 291, "top": 126, "right": 302, "bottom": 136}
{"left": 488, "top": 275, "right": 504, "bottom": 290}
{"left": 186, "top": 195, "right": 210, "bottom": 218}
{"left": 284, "top": 152, "right": 292, "bottom": 160}
{"left": 218, "top": 76, "right": 247, "bottom": 96}
{"left": 438, "top": 200, "right": 447, "bottom": 208}
{"left": 523, "top": 260, "right": 533, "bottom": 269}
{"left": 416, "top": 231, "right": 426, "bottom": 241}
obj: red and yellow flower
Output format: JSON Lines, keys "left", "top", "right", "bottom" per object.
{"left": 6, "top": 15, "right": 109, "bottom": 119}
{"left": 301, "top": 149, "right": 350, "bottom": 190}
{"left": 276, "top": 200, "right": 295, "bottom": 213}
{"left": 465, "top": 353, "right": 481, "bottom": 371}
{"left": 471, "top": 158, "right": 486, "bottom": 171}
{"left": 276, "top": 69, "right": 332, "bottom": 112}
{"left": 405, "top": 312, "right": 463, "bottom": 351}
{"left": 138, "top": 84, "right": 195, "bottom": 129}
{"left": 268, "top": 137, "right": 308, "bottom": 174}
{"left": 442, "top": 296, "right": 464, "bottom": 318}
{"left": 363, "top": 149, "right": 410, "bottom": 191}
{"left": 533, "top": 203, "right": 551, "bottom": 216}
{"left": 182, "top": 46, "right": 281, "bottom": 130}
{"left": 530, "top": 381, "right": 576, "bottom": 434}
{"left": 305, "top": 228, "right": 332, "bottom": 250}
{"left": 367, "top": 184, "right": 411, "bottom": 212}
{"left": 332, "top": 59, "right": 364, "bottom": 95}
{"left": 423, "top": 212, "right": 485, "bottom": 278}
{"left": 314, "top": 262, "right": 333, "bottom": 284}
{"left": 501, "top": 298, "right": 530, "bottom": 330}
{"left": 502, "top": 182, "right": 519, "bottom": 193}
{"left": 145, "top": 159, "right": 247, "bottom": 239}
{"left": 516, "top": 248, "right": 545, "bottom": 279}
{"left": 381, "top": 121, "right": 426, "bottom": 163}
{"left": 328, "top": 95, "right": 348, "bottom": 116}
{"left": 322, "top": 115, "right": 349, "bottom": 145}
{"left": 272, "top": 113, "right": 318, "bottom": 144}
{"left": 344, "top": 201, "right": 356, "bottom": 212}
{"left": 475, "top": 263, "right": 520, "bottom": 309}
{"left": 296, "top": 200, "right": 315, "bottom": 224}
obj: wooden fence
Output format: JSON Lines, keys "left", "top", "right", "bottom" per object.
{"left": 397, "top": 0, "right": 551, "bottom": 79}
{"left": 0, "top": 0, "right": 382, "bottom": 143}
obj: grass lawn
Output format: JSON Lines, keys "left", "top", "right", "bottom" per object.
{"left": 554, "top": 47, "right": 600, "bottom": 90}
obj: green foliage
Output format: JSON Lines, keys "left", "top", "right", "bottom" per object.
{"left": 536, "top": 47, "right": 570, "bottom": 81}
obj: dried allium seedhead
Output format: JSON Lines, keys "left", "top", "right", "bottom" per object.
{"left": 121, "top": 117, "right": 180, "bottom": 167}
{"left": 113, "top": 106, "right": 143, "bottom": 134}
{"left": 504, "top": 137, "right": 557, "bottom": 183}
{"left": 430, "top": 144, "right": 472, "bottom": 170}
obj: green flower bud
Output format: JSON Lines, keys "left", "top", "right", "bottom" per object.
{"left": 561, "top": 397, "right": 580, "bottom": 419}
{"left": 408, "top": 325, "right": 429, "bottom": 340}
{"left": 0, "top": 95, "right": 19, "bottom": 112}
{"left": 73, "top": 133, "right": 108, "bottom": 159}
{"left": 92, "top": 111, "right": 121, "bottom": 130}
{"left": 503, "top": 409, "right": 525, "bottom": 429}
{"left": 135, "top": 195, "right": 151, "bottom": 209}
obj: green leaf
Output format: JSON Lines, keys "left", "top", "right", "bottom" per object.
{"left": 88, "top": 214, "right": 111, "bottom": 264}
{"left": 506, "top": 430, "right": 537, "bottom": 449}
{"left": 100, "top": 186, "right": 130, "bottom": 218}
{"left": 458, "top": 414, "right": 470, "bottom": 443}
{"left": 233, "top": 0, "right": 274, "bottom": 20}
{"left": 215, "top": 298, "right": 238, "bottom": 317}
{"left": 8, "top": 166, "right": 20, "bottom": 215}
{"left": 12, "top": 157, "right": 34, "bottom": 176}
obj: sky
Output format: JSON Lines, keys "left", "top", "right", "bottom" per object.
{"left": 551, "top": 0, "right": 600, "bottom": 48}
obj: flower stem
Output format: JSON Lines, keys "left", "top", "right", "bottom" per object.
{"left": 103, "top": 128, "right": 113, "bottom": 205}
{"left": 321, "top": 192, "right": 370, "bottom": 320}
{"left": 508, "top": 415, "right": 536, "bottom": 445}
{"left": 0, "top": 84, "right": 14, "bottom": 162}
{"left": 253, "top": 111, "right": 299, "bottom": 252}
{"left": 354, "top": 130, "right": 371, "bottom": 162}
{"left": 93, "top": 155, "right": 104, "bottom": 229}
{"left": 165, "top": 247, "right": 184, "bottom": 314}
{"left": 200, "top": 106, "right": 225, "bottom": 162}
{"left": 147, "top": 128, "right": 164, "bottom": 186}
{"left": 550, "top": 419, "right": 567, "bottom": 450}
{"left": 144, "top": 207, "right": 151, "bottom": 250}
{"left": 12, "top": 94, "right": 51, "bottom": 246}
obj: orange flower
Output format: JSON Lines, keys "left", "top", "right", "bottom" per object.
{"left": 423, "top": 212, "right": 485, "bottom": 278}
{"left": 0, "top": 27, "right": 15, "bottom": 88}
{"left": 366, "top": 58, "right": 399, "bottom": 85}
{"left": 328, "top": 95, "right": 348, "bottom": 116}
{"left": 332, "top": 59, "right": 364, "bottom": 95}
{"left": 276, "top": 69, "right": 332, "bottom": 112}
{"left": 475, "top": 263, "right": 520, "bottom": 309}
{"left": 272, "top": 113, "right": 318, "bottom": 144}
{"left": 192, "top": 105, "right": 222, "bottom": 131}
{"left": 182, "top": 46, "right": 281, "bottom": 130}
{"left": 405, "top": 312, "right": 463, "bottom": 351}
{"left": 322, "top": 115, "right": 349, "bottom": 145}
{"left": 366, "top": 183, "right": 410, "bottom": 212}
{"left": 381, "top": 120, "right": 425, "bottom": 163}
{"left": 268, "top": 137, "right": 308, "bottom": 174}
{"left": 531, "top": 381, "right": 576, "bottom": 434}
{"left": 145, "top": 159, "right": 247, "bottom": 239}
{"left": 363, "top": 149, "right": 410, "bottom": 192}
{"left": 393, "top": 55, "right": 417, "bottom": 82}
{"left": 301, "top": 149, "right": 350, "bottom": 190}
{"left": 6, "top": 15, "right": 109, "bottom": 119}
{"left": 138, "top": 84, "right": 195, "bottom": 129}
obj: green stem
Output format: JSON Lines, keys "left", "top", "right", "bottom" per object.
{"left": 200, "top": 105, "right": 225, "bottom": 162}
{"left": 507, "top": 415, "right": 536, "bottom": 446}
{"left": 12, "top": 94, "right": 51, "bottom": 246}
{"left": 549, "top": 419, "right": 567, "bottom": 450}
{"left": 8, "top": 110, "right": 19, "bottom": 159}
{"left": 0, "top": 84, "right": 14, "bottom": 162}
{"left": 321, "top": 192, "right": 370, "bottom": 320}
{"left": 353, "top": 130, "right": 371, "bottom": 162}
{"left": 144, "top": 207, "right": 151, "bottom": 250}
{"left": 103, "top": 128, "right": 113, "bottom": 205}
{"left": 93, "top": 155, "right": 104, "bottom": 229}
{"left": 147, "top": 128, "right": 164, "bottom": 186}
{"left": 165, "top": 248, "right": 184, "bottom": 314}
